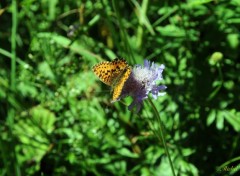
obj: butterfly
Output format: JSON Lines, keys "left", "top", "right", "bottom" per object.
{"left": 92, "top": 58, "right": 131, "bottom": 102}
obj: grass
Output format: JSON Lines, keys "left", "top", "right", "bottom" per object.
{"left": 0, "top": 0, "right": 240, "bottom": 175}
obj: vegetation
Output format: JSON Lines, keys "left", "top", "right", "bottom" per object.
{"left": 1, "top": 0, "right": 240, "bottom": 175}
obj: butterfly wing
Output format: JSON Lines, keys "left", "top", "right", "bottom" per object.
{"left": 92, "top": 58, "right": 128, "bottom": 86}
{"left": 112, "top": 66, "right": 131, "bottom": 102}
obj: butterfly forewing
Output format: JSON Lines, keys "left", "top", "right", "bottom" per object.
{"left": 92, "top": 59, "right": 128, "bottom": 86}
{"left": 92, "top": 58, "right": 131, "bottom": 101}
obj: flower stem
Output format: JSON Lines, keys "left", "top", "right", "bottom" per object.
{"left": 111, "top": 0, "right": 136, "bottom": 63}
{"left": 148, "top": 98, "right": 176, "bottom": 176}
{"left": 6, "top": 0, "right": 21, "bottom": 175}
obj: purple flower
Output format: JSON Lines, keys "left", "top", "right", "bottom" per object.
{"left": 119, "top": 60, "right": 167, "bottom": 112}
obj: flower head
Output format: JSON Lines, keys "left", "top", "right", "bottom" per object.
{"left": 119, "top": 60, "right": 167, "bottom": 112}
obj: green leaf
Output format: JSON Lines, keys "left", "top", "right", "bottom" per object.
{"left": 182, "top": 148, "right": 195, "bottom": 157}
{"left": 164, "top": 52, "right": 177, "bottom": 66}
{"left": 48, "top": 0, "right": 58, "bottom": 20}
{"left": 227, "top": 33, "right": 239, "bottom": 49}
{"left": 17, "top": 81, "right": 38, "bottom": 97}
{"left": 187, "top": 0, "right": 214, "bottom": 6}
{"left": 38, "top": 61, "right": 55, "bottom": 80}
{"left": 156, "top": 25, "right": 185, "bottom": 37}
{"left": 37, "top": 32, "right": 102, "bottom": 61}
{"left": 207, "top": 110, "right": 216, "bottom": 126}
{"left": 117, "top": 148, "right": 139, "bottom": 158}
{"left": 223, "top": 110, "right": 240, "bottom": 132}
{"left": 14, "top": 106, "right": 56, "bottom": 166}
{"left": 216, "top": 111, "right": 224, "bottom": 130}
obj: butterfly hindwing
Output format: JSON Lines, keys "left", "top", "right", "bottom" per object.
{"left": 112, "top": 66, "right": 131, "bottom": 101}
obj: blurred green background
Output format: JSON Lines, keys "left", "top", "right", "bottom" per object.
{"left": 1, "top": 0, "right": 240, "bottom": 175}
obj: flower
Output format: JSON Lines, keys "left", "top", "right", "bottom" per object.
{"left": 120, "top": 60, "right": 167, "bottom": 112}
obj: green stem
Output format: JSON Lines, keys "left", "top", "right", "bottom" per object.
{"left": 218, "top": 156, "right": 240, "bottom": 169}
{"left": 207, "top": 63, "right": 223, "bottom": 101}
{"left": 8, "top": 0, "right": 21, "bottom": 175}
{"left": 11, "top": 0, "right": 17, "bottom": 91}
{"left": 112, "top": 0, "right": 136, "bottom": 63}
{"left": 148, "top": 99, "right": 176, "bottom": 176}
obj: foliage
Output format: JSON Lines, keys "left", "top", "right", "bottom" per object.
{"left": 1, "top": 0, "right": 240, "bottom": 175}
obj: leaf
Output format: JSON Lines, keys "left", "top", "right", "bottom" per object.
{"left": 207, "top": 110, "right": 216, "bottom": 126}
{"left": 182, "top": 148, "right": 195, "bottom": 157}
{"left": 38, "top": 61, "right": 55, "bottom": 80}
{"left": 156, "top": 25, "right": 185, "bottom": 37}
{"left": 216, "top": 111, "right": 224, "bottom": 130}
{"left": 117, "top": 148, "right": 139, "bottom": 158}
{"left": 223, "top": 110, "right": 240, "bottom": 132}
{"left": 14, "top": 106, "right": 56, "bottom": 165}
{"left": 187, "top": 0, "right": 214, "bottom": 6}
{"left": 17, "top": 81, "right": 38, "bottom": 97}
{"left": 164, "top": 52, "right": 177, "bottom": 66}
{"left": 48, "top": 0, "right": 58, "bottom": 20}
{"left": 37, "top": 32, "right": 102, "bottom": 61}
{"left": 227, "top": 33, "right": 239, "bottom": 49}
